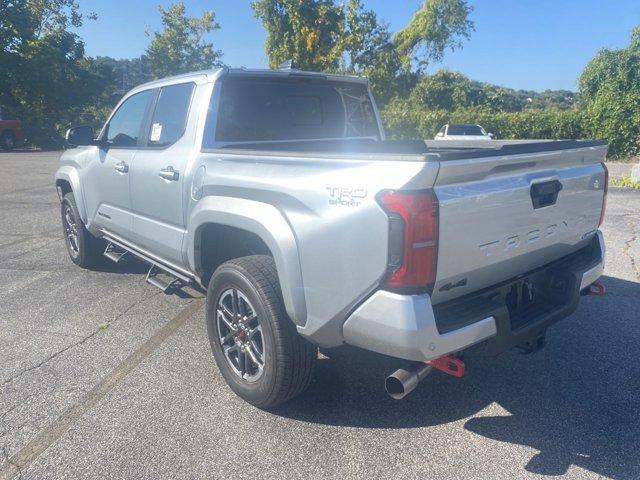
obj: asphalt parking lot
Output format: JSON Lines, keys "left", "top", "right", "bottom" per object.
{"left": 1, "top": 151, "right": 639, "bottom": 480}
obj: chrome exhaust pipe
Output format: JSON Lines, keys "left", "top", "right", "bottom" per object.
{"left": 385, "top": 362, "right": 433, "bottom": 400}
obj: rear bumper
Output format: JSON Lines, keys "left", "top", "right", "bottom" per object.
{"left": 579, "top": 231, "right": 605, "bottom": 290}
{"left": 343, "top": 231, "right": 605, "bottom": 361}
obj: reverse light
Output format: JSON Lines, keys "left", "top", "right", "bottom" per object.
{"left": 378, "top": 190, "right": 439, "bottom": 292}
{"left": 599, "top": 162, "right": 608, "bottom": 227}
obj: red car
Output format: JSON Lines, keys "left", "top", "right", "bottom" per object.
{"left": 0, "top": 111, "right": 25, "bottom": 150}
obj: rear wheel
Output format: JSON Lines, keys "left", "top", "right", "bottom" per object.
{"left": 206, "top": 255, "right": 317, "bottom": 409}
{"left": 1, "top": 131, "right": 15, "bottom": 150}
{"left": 61, "top": 192, "right": 105, "bottom": 268}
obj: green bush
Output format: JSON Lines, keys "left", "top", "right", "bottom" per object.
{"left": 578, "top": 28, "right": 640, "bottom": 157}
{"left": 611, "top": 176, "right": 640, "bottom": 189}
{"left": 382, "top": 28, "right": 640, "bottom": 158}
{"left": 381, "top": 100, "right": 587, "bottom": 142}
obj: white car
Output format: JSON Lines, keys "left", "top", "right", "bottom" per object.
{"left": 435, "top": 124, "right": 494, "bottom": 140}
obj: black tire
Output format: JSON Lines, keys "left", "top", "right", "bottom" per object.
{"left": 61, "top": 192, "right": 105, "bottom": 268}
{"left": 206, "top": 255, "right": 317, "bottom": 409}
{"left": 1, "top": 131, "right": 15, "bottom": 150}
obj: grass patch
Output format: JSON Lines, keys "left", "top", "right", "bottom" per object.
{"left": 606, "top": 156, "right": 639, "bottom": 163}
{"left": 611, "top": 176, "right": 640, "bottom": 189}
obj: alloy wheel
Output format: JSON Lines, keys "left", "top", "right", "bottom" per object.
{"left": 216, "top": 288, "right": 265, "bottom": 382}
{"left": 63, "top": 204, "right": 79, "bottom": 255}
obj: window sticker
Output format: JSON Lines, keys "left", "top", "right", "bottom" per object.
{"left": 150, "top": 123, "right": 163, "bottom": 142}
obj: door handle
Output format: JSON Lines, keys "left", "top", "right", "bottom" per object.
{"left": 159, "top": 166, "right": 179, "bottom": 181}
{"left": 114, "top": 161, "right": 129, "bottom": 173}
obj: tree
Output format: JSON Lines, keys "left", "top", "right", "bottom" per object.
{"left": 394, "top": 0, "right": 474, "bottom": 72}
{"left": 145, "top": 2, "right": 223, "bottom": 79}
{"left": 251, "top": 0, "right": 474, "bottom": 104}
{"left": 406, "top": 67, "right": 577, "bottom": 114}
{"left": 0, "top": 0, "right": 98, "bottom": 147}
{"left": 479, "top": 84, "right": 527, "bottom": 112}
{"left": 251, "top": 0, "right": 344, "bottom": 71}
{"left": 579, "top": 27, "right": 640, "bottom": 156}
{"left": 527, "top": 90, "right": 575, "bottom": 110}
{"left": 342, "top": 0, "right": 403, "bottom": 102}
{"left": 409, "top": 69, "right": 472, "bottom": 110}
{"left": 86, "top": 56, "right": 153, "bottom": 96}
{"left": 251, "top": 0, "right": 405, "bottom": 100}
{"left": 80, "top": 56, "right": 154, "bottom": 125}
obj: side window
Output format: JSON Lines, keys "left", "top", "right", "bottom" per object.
{"left": 147, "top": 83, "right": 194, "bottom": 147}
{"left": 105, "top": 90, "right": 153, "bottom": 147}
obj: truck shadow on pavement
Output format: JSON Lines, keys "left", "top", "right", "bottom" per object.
{"left": 273, "top": 275, "right": 640, "bottom": 479}
{"left": 88, "top": 256, "right": 199, "bottom": 298}
{"left": 83, "top": 254, "right": 150, "bottom": 275}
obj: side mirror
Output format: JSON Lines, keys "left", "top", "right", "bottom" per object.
{"left": 65, "top": 125, "right": 95, "bottom": 147}
{"left": 488, "top": 132, "right": 495, "bottom": 139}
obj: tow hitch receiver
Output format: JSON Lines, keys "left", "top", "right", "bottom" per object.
{"left": 582, "top": 281, "right": 606, "bottom": 297}
{"left": 427, "top": 355, "right": 466, "bottom": 378}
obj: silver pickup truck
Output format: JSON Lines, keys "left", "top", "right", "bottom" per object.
{"left": 56, "top": 68, "right": 608, "bottom": 408}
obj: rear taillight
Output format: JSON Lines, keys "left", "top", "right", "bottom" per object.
{"left": 599, "top": 162, "right": 608, "bottom": 227}
{"left": 378, "top": 190, "right": 439, "bottom": 292}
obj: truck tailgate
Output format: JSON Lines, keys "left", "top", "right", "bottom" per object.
{"left": 431, "top": 143, "right": 607, "bottom": 304}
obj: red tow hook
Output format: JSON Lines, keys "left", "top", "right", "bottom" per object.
{"left": 427, "top": 354, "right": 465, "bottom": 378}
{"left": 584, "top": 281, "right": 606, "bottom": 297}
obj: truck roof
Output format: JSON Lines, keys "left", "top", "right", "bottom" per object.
{"left": 131, "top": 67, "right": 368, "bottom": 93}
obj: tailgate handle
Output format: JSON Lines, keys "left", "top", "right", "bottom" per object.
{"left": 530, "top": 180, "right": 562, "bottom": 209}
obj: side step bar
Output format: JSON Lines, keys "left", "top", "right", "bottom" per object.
{"left": 101, "top": 234, "right": 194, "bottom": 293}
{"left": 146, "top": 265, "right": 184, "bottom": 293}
{"left": 103, "top": 243, "right": 128, "bottom": 263}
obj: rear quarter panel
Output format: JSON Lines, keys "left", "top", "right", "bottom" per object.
{"left": 188, "top": 151, "right": 439, "bottom": 346}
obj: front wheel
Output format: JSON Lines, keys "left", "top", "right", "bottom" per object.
{"left": 61, "top": 192, "right": 105, "bottom": 268}
{"left": 206, "top": 255, "right": 317, "bottom": 409}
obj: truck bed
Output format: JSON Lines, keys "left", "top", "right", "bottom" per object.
{"left": 214, "top": 138, "right": 607, "bottom": 162}
{"left": 209, "top": 136, "right": 608, "bottom": 311}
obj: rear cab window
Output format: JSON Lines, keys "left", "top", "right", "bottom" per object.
{"left": 205, "top": 76, "right": 380, "bottom": 147}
